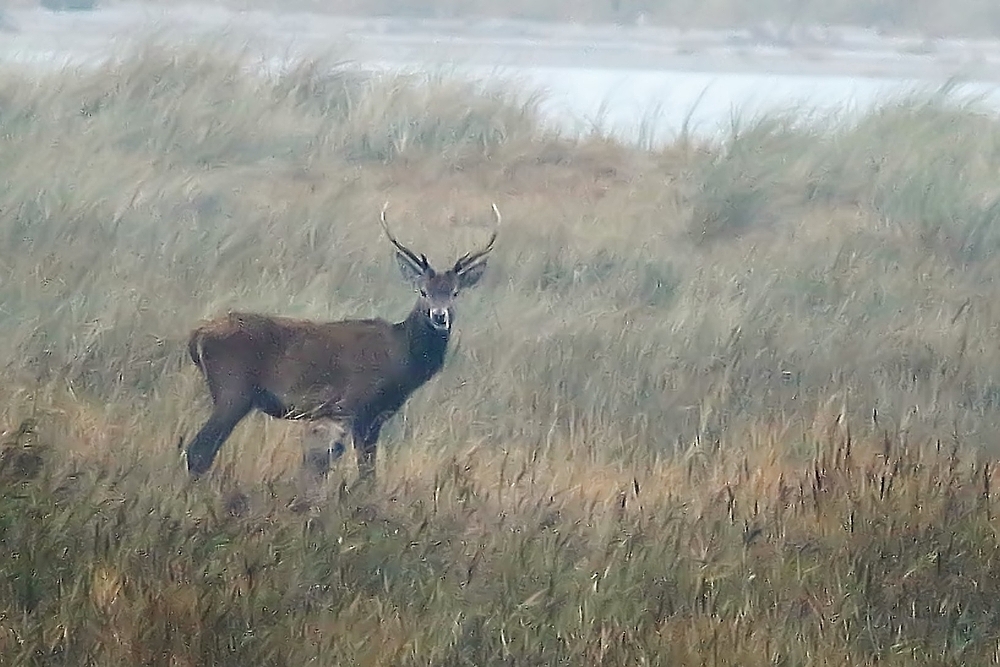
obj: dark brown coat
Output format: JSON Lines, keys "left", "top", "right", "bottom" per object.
{"left": 182, "top": 203, "right": 499, "bottom": 483}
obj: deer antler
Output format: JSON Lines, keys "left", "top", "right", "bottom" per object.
{"left": 454, "top": 203, "right": 501, "bottom": 274}
{"left": 381, "top": 202, "right": 430, "bottom": 272}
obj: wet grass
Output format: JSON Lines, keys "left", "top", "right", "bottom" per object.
{"left": 3, "top": 43, "right": 1000, "bottom": 665}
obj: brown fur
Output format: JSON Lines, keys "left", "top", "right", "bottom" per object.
{"left": 181, "top": 204, "right": 499, "bottom": 484}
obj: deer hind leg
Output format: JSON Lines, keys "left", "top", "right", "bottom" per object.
{"left": 301, "top": 419, "right": 348, "bottom": 479}
{"left": 352, "top": 417, "right": 385, "bottom": 484}
{"left": 184, "top": 369, "right": 254, "bottom": 478}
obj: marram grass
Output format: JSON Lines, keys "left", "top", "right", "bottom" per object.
{"left": 2, "top": 44, "right": 1000, "bottom": 665}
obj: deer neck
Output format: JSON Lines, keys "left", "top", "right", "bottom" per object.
{"left": 399, "top": 307, "right": 450, "bottom": 383}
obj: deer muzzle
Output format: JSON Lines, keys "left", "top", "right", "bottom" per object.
{"left": 429, "top": 307, "right": 450, "bottom": 330}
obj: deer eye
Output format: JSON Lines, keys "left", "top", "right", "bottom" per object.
{"left": 419, "top": 288, "right": 428, "bottom": 298}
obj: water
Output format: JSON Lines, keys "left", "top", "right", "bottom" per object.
{"left": 374, "top": 61, "right": 1000, "bottom": 145}
{"left": 7, "top": 42, "right": 1000, "bottom": 144}
{"left": 4, "top": 2, "right": 1000, "bottom": 144}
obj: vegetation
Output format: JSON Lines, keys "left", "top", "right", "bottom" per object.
{"left": 3, "top": 43, "right": 1000, "bottom": 665}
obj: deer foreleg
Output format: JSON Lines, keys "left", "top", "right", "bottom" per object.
{"left": 184, "top": 396, "right": 253, "bottom": 478}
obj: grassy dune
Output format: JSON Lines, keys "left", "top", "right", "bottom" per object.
{"left": 3, "top": 44, "right": 1000, "bottom": 665}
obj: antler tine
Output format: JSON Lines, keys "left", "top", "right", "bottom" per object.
{"left": 454, "top": 202, "right": 501, "bottom": 272}
{"left": 380, "top": 201, "right": 429, "bottom": 271}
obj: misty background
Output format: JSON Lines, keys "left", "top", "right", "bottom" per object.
{"left": 3, "top": 0, "right": 999, "bottom": 144}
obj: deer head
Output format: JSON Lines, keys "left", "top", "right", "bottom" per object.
{"left": 380, "top": 202, "right": 500, "bottom": 332}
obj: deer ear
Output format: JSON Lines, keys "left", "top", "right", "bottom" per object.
{"left": 395, "top": 252, "right": 426, "bottom": 286}
{"left": 456, "top": 260, "right": 487, "bottom": 289}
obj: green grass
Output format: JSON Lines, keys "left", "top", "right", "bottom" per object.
{"left": 3, "top": 43, "right": 1000, "bottom": 665}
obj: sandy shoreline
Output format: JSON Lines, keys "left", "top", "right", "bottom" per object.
{"left": 2, "top": 2, "right": 1000, "bottom": 83}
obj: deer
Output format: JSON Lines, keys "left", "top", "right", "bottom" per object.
{"left": 181, "top": 202, "right": 500, "bottom": 484}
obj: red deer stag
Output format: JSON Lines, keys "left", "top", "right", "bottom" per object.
{"left": 182, "top": 202, "right": 500, "bottom": 483}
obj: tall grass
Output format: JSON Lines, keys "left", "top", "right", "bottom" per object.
{"left": 3, "top": 43, "right": 1000, "bottom": 665}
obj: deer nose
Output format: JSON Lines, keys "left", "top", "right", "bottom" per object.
{"left": 429, "top": 307, "right": 450, "bottom": 329}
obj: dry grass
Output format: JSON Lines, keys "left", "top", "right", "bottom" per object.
{"left": 3, "top": 42, "right": 1000, "bottom": 665}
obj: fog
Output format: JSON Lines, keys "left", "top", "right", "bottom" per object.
{"left": 3, "top": 1, "right": 1000, "bottom": 142}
